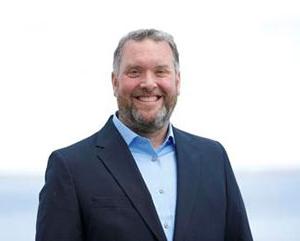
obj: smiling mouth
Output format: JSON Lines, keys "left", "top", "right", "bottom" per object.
{"left": 135, "top": 96, "right": 162, "bottom": 102}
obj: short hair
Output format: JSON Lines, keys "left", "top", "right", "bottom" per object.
{"left": 113, "top": 29, "right": 180, "bottom": 74}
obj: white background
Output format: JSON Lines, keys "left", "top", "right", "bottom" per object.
{"left": 0, "top": 0, "right": 299, "bottom": 175}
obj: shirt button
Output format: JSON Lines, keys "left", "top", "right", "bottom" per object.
{"left": 163, "top": 223, "right": 169, "bottom": 229}
{"left": 159, "top": 189, "right": 164, "bottom": 194}
{"left": 152, "top": 156, "right": 158, "bottom": 162}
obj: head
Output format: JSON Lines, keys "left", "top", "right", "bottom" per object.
{"left": 112, "top": 29, "right": 181, "bottom": 135}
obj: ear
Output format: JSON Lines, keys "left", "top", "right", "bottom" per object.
{"left": 175, "top": 71, "right": 181, "bottom": 96}
{"left": 111, "top": 72, "right": 118, "bottom": 97}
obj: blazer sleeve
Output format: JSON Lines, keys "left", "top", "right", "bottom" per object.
{"left": 219, "top": 143, "right": 253, "bottom": 241}
{"left": 36, "top": 151, "right": 84, "bottom": 241}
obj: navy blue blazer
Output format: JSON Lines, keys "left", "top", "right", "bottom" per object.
{"left": 36, "top": 116, "right": 253, "bottom": 241}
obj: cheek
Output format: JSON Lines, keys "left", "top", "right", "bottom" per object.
{"left": 117, "top": 80, "right": 138, "bottom": 95}
{"left": 159, "top": 80, "right": 178, "bottom": 94}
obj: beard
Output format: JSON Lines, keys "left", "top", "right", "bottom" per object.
{"left": 117, "top": 93, "right": 177, "bottom": 135}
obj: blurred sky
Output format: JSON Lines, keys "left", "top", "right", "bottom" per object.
{"left": 0, "top": 0, "right": 299, "bottom": 175}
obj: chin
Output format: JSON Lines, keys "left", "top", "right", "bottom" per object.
{"left": 135, "top": 110, "right": 161, "bottom": 122}
{"left": 134, "top": 106, "right": 168, "bottom": 123}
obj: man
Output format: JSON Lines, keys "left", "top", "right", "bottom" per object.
{"left": 36, "top": 29, "right": 253, "bottom": 241}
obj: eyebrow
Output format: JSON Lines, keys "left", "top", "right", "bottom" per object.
{"left": 124, "top": 64, "right": 172, "bottom": 71}
{"left": 155, "top": 65, "right": 171, "bottom": 69}
{"left": 125, "top": 65, "right": 143, "bottom": 70}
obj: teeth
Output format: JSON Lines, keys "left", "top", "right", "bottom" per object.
{"left": 137, "top": 96, "right": 159, "bottom": 102}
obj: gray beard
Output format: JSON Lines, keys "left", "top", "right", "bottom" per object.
{"left": 117, "top": 97, "right": 176, "bottom": 135}
{"left": 130, "top": 105, "right": 169, "bottom": 134}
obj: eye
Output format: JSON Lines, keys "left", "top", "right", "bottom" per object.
{"left": 127, "top": 68, "right": 141, "bottom": 78}
{"left": 155, "top": 68, "right": 169, "bottom": 77}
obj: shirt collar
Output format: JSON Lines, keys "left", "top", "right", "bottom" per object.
{"left": 112, "top": 113, "right": 175, "bottom": 148}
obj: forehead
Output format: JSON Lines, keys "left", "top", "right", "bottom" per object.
{"left": 120, "top": 39, "right": 174, "bottom": 67}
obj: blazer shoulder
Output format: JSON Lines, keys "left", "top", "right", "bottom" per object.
{"left": 173, "top": 127, "right": 230, "bottom": 163}
{"left": 51, "top": 131, "right": 99, "bottom": 160}
{"left": 173, "top": 126, "right": 223, "bottom": 148}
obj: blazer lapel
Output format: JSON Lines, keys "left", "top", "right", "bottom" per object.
{"left": 95, "top": 117, "right": 167, "bottom": 241}
{"left": 173, "top": 128, "right": 204, "bottom": 241}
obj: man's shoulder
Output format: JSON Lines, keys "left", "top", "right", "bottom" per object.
{"left": 52, "top": 117, "right": 115, "bottom": 157}
{"left": 173, "top": 126, "right": 221, "bottom": 147}
{"left": 52, "top": 131, "right": 99, "bottom": 159}
{"left": 173, "top": 127, "right": 229, "bottom": 164}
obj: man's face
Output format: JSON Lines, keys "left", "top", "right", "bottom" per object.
{"left": 112, "top": 39, "right": 181, "bottom": 134}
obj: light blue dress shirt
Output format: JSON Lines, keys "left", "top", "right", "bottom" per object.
{"left": 113, "top": 114, "right": 177, "bottom": 241}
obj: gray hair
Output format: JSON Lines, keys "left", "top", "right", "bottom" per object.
{"left": 113, "top": 29, "right": 180, "bottom": 74}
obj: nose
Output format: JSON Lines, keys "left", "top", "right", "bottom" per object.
{"left": 139, "top": 72, "right": 157, "bottom": 91}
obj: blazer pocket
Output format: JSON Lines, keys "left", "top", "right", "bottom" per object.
{"left": 91, "top": 196, "right": 132, "bottom": 209}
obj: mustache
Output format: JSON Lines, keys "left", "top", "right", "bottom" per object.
{"left": 131, "top": 88, "right": 164, "bottom": 97}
